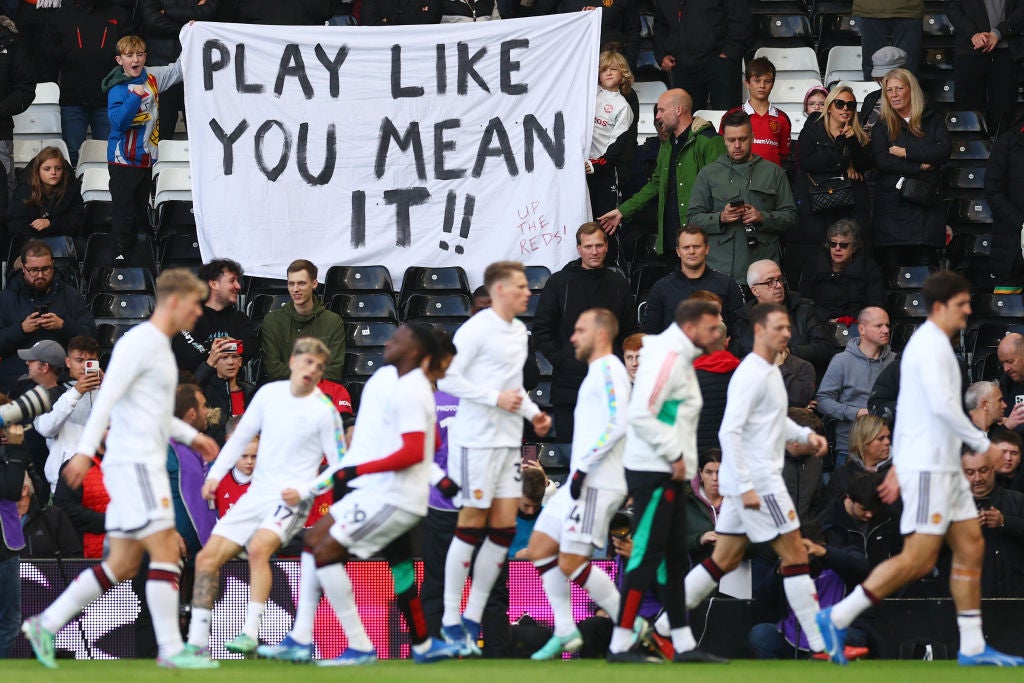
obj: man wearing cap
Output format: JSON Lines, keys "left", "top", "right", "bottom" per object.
{"left": 855, "top": 0, "right": 922, "bottom": 80}
{"left": 859, "top": 47, "right": 908, "bottom": 136}
{"left": 17, "top": 340, "right": 66, "bottom": 477}
{"left": 0, "top": 240, "right": 95, "bottom": 393}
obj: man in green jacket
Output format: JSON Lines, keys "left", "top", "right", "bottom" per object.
{"left": 687, "top": 110, "right": 797, "bottom": 284}
{"left": 259, "top": 260, "right": 346, "bottom": 382}
{"left": 597, "top": 88, "right": 725, "bottom": 254}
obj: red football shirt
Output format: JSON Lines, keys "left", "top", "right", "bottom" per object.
{"left": 721, "top": 101, "right": 791, "bottom": 166}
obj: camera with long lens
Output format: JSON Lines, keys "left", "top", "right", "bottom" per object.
{"left": 0, "top": 385, "right": 56, "bottom": 427}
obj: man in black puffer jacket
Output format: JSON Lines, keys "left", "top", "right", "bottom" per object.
{"left": 0, "top": 241, "right": 95, "bottom": 393}
{"left": 532, "top": 223, "right": 635, "bottom": 442}
{"left": 0, "top": 14, "right": 34, "bottom": 198}
{"left": 41, "top": 0, "right": 135, "bottom": 166}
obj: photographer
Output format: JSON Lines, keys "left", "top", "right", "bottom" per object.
{"left": 687, "top": 110, "right": 797, "bottom": 283}
{"left": 34, "top": 336, "right": 102, "bottom": 494}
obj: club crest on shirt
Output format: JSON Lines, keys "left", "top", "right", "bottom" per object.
{"left": 602, "top": 0, "right": 613, "bottom": 6}
{"left": 473, "top": 489, "right": 484, "bottom": 500}
{"left": 769, "top": 121, "right": 779, "bottom": 133}
{"left": 161, "top": 497, "right": 170, "bottom": 509}
{"left": 604, "top": 104, "right": 614, "bottom": 113}
{"left": 787, "top": 509, "right": 796, "bottom": 521}
{"left": 931, "top": 513, "right": 942, "bottom": 524}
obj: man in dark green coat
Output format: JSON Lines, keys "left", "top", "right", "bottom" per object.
{"left": 259, "top": 259, "right": 346, "bottom": 382}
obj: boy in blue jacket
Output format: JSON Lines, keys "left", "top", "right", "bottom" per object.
{"left": 102, "top": 35, "right": 183, "bottom": 257}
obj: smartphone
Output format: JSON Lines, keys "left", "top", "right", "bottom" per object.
{"left": 728, "top": 199, "right": 745, "bottom": 209}
{"left": 85, "top": 360, "right": 99, "bottom": 375}
{"left": 522, "top": 444, "right": 539, "bottom": 465}
{"left": 224, "top": 342, "right": 238, "bottom": 354}
{"left": 34, "top": 305, "right": 48, "bottom": 315}
{"left": 1015, "top": 395, "right": 1024, "bottom": 406}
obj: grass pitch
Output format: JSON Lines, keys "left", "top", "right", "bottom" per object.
{"left": 3, "top": 658, "right": 1023, "bottom": 683}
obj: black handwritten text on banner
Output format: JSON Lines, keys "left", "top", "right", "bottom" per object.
{"left": 180, "top": 15, "right": 599, "bottom": 284}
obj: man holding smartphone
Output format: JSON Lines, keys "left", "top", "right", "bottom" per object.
{"left": 687, "top": 110, "right": 797, "bottom": 284}
{"left": 34, "top": 336, "right": 103, "bottom": 495}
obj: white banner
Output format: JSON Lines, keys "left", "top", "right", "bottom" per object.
{"left": 180, "top": 14, "right": 600, "bottom": 286}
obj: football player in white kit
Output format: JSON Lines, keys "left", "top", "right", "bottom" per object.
{"left": 22, "top": 269, "right": 219, "bottom": 670}
{"left": 818, "top": 271, "right": 1024, "bottom": 667}
{"left": 438, "top": 261, "right": 552, "bottom": 654}
{"left": 524, "top": 309, "right": 631, "bottom": 660}
{"left": 682, "top": 302, "right": 829, "bottom": 656}
{"left": 185, "top": 337, "right": 345, "bottom": 657}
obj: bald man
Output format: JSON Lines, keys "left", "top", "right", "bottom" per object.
{"left": 965, "top": 381, "right": 1006, "bottom": 434}
{"left": 816, "top": 307, "right": 896, "bottom": 465}
{"left": 997, "top": 333, "right": 1024, "bottom": 434}
{"left": 597, "top": 88, "right": 725, "bottom": 255}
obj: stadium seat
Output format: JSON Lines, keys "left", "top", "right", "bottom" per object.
{"left": 945, "top": 111, "right": 987, "bottom": 136}
{"left": 832, "top": 80, "right": 876, "bottom": 104}
{"left": 80, "top": 167, "right": 112, "bottom": 204}
{"left": 950, "top": 233, "right": 992, "bottom": 268}
{"left": 403, "top": 293, "right": 472, "bottom": 319}
{"left": 529, "top": 382, "right": 552, "bottom": 409}
{"left": 890, "top": 321, "right": 921, "bottom": 352}
{"left": 87, "top": 267, "right": 156, "bottom": 298}
{"left": 824, "top": 45, "right": 862, "bottom": 85}
{"left": 520, "top": 292, "right": 541, "bottom": 321}
{"left": 344, "top": 379, "right": 366, "bottom": 411}
{"left": 322, "top": 264, "right": 395, "bottom": 300}
{"left": 12, "top": 108, "right": 61, "bottom": 140}
{"left": 789, "top": 110, "right": 808, "bottom": 140}
{"left": 753, "top": 47, "right": 821, "bottom": 80}
{"left": 949, "top": 198, "right": 993, "bottom": 226}
{"left": 887, "top": 291, "right": 929, "bottom": 318}
{"left": 537, "top": 442, "right": 571, "bottom": 469}
{"left": 693, "top": 109, "right": 727, "bottom": 131}
{"left": 153, "top": 168, "right": 192, "bottom": 225}
{"left": 886, "top": 266, "right": 934, "bottom": 289}
{"left": 949, "top": 138, "right": 992, "bottom": 162}
{"left": 632, "top": 263, "right": 671, "bottom": 299}
{"left": 95, "top": 322, "right": 134, "bottom": 351}
{"left": 922, "top": 47, "right": 955, "bottom": 73}
{"left": 346, "top": 321, "right": 398, "bottom": 348}
{"left": 535, "top": 350, "right": 553, "bottom": 378}
{"left": 525, "top": 265, "right": 551, "bottom": 291}
{"left": 399, "top": 266, "right": 470, "bottom": 304}
{"left": 409, "top": 319, "right": 463, "bottom": 337}
{"left": 158, "top": 234, "right": 201, "bottom": 271}
{"left": 944, "top": 166, "right": 986, "bottom": 192}
{"left": 29, "top": 82, "right": 60, "bottom": 107}
{"left": 829, "top": 322, "right": 854, "bottom": 348}
{"left": 75, "top": 139, "right": 108, "bottom": 178}
{"left": 633, "top": 80, "right": 666, "bottom": 106}
{"left": 6, "top": 234, "right": 77, "bottom": 287}
{"left": 13, "top": 138, "right": 70, "bottom": 170}
{"left": 153, "top": 139, "right": 190, "bottom": 179}
{"left": 329, "top": 292, "right": 399, "bottom": 323}
{"left": 343, "top": 350, "right": 386, "bottom": 377}
{"left": 91, "top": 293, "right": 155, "bottom": 322}
{"left": 922, "top": 12, "right": 955, "bottom": 40}
{"left": 245, "top": 293, "right": 290, "bottom": 324}
{"left": 820, "top": 15, "right": 862, "bottom": 43}
{"left": 244, "top": 276, "right": 289, "bottom": 298}
{"left": 755, "top": 15, "right": 814, "bottom": 47}
{"left": 972, "top": 294, "right": 1024, "bottom": 319}
{"left": 925, "top": 79, "right": 955, "bottom": 104}
{"left": 771, "top": 78, "right": 827, "bottom": 107}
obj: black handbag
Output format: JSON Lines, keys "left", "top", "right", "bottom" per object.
{"left": 899, "top": 176, "right": 940, "bottom": 207}
{"left": 806, "top": 174, "right": 855, "bottom": 214}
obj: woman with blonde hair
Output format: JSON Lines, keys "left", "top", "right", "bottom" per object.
{"left": 871, "top": 67, "right": 950, "bottom": 268}
{"left": 788, "top": 84, "right": 873, "bottom": 284}
{"left": 7, "top": 146, "right": 84, "bottom": 239}
{"left": 827, "top": 413, "right": 893, "bottom": 501}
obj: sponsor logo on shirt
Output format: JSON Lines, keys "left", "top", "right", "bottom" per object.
{"left": 753, "top": 137, "right": 780, "bottom": 147}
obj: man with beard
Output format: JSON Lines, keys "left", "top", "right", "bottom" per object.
{"left": 0, "top": 240, "right": 94, "bottom": 392}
